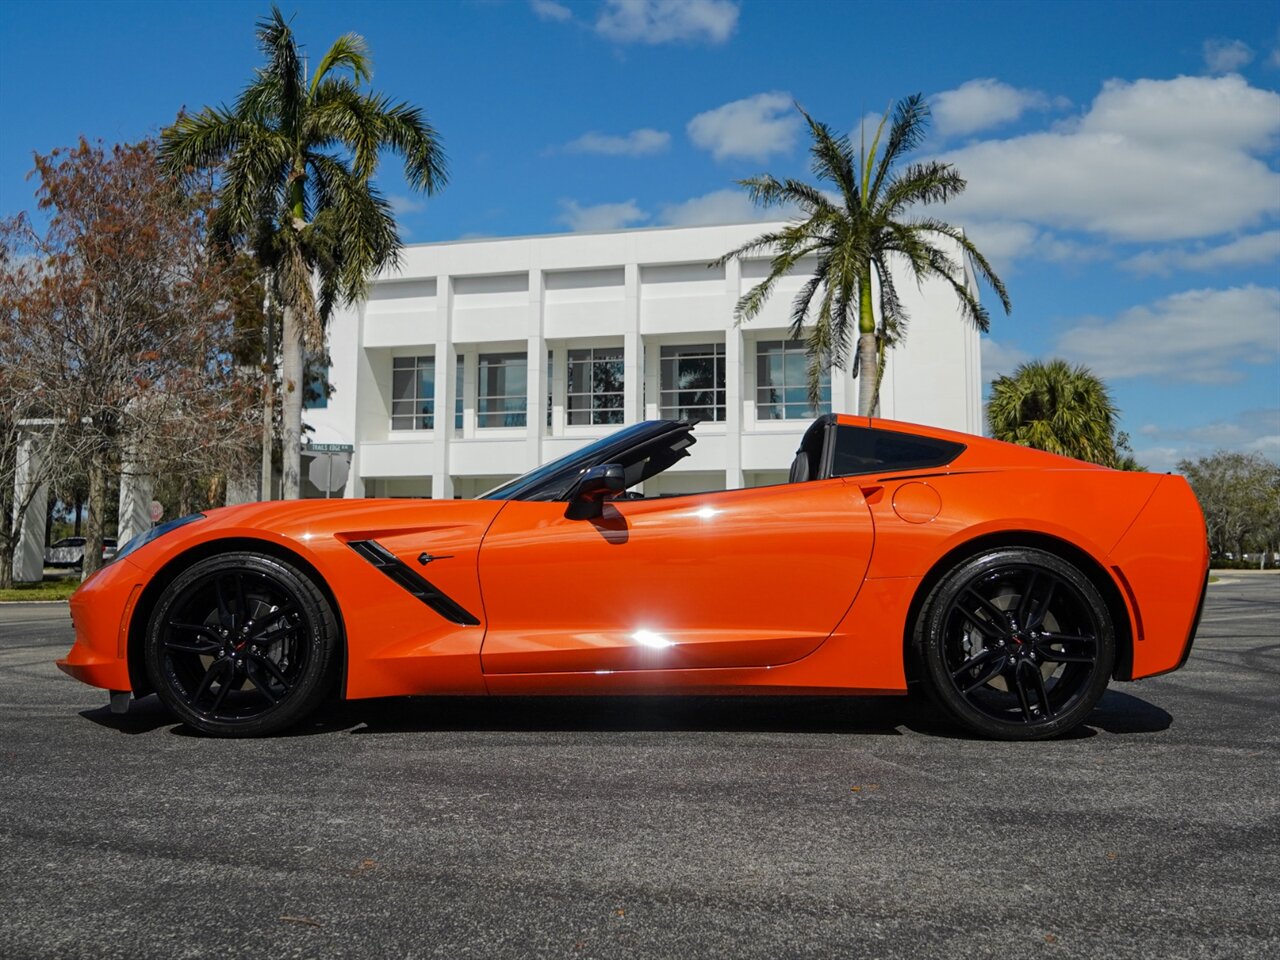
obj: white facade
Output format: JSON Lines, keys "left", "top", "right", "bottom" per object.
{"left": 305, "top": 222, "right": 982, "bottom": 500}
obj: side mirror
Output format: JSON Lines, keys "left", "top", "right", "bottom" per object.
{"left": 565, "top": 463, "right": 626, "bottom": 520}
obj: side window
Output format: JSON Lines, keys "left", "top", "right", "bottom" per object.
{"left": 831, "top": 426, "right": 965, "bottom": 477}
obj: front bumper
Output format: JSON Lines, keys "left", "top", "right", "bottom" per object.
{"left": 56, "top": 561, "right": 144, "bottom": 692}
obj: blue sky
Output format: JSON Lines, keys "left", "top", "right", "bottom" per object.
{"left": 2, "top": 0, "right": 1277, "bottom": 468}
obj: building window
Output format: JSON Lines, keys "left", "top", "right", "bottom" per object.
{"left": 391, "top": 355, "right": 434, "bottom": 430}
{"left": 478, "top": 352, "right": 527, "bottom": 428}
{"left": 756, "top": 340, "right": 830, "bottom": 420}
{"left": 660, "top": 343, "right": 725, "bottom": 422}
{"left": 454, "top": 356, "right": 463, "bottom": 430}
{"left": 568, "top": 346, "right": 624, "bottom": 425}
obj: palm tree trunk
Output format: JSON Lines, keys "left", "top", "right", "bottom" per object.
{"left": 260, "top": 301, "right": 275, "bottom": 501}
{"left": 856, "top": 264, "right": 878, "bottom": 416}
{"left": 280, "top": 304, "right": 303, "bottom": 500}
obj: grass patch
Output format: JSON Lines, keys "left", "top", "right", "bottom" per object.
{"left": 0, "top": 577, "right": 79, "bottom": 602}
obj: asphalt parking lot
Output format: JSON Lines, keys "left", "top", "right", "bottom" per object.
{"left": 1, "top": 575, "right": 1277, "bottom": 960}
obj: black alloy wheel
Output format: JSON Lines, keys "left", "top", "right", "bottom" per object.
{"left": 144, "top": 552, "right": 339, "bottom": 737}
{"left": 916, "top": 547, "right": 1115, "bottom": 740}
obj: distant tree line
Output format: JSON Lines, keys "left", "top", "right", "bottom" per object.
{"left": 1178, "top": 451, "right": 1280, "bottom": 567}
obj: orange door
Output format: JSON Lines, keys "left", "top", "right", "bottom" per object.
{"left": 478, "top": 479, "right": 873, "bottom": 674}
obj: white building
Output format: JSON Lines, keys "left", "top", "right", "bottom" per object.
{"left": 303, "top": 221, "right": 982, "bottom": 499}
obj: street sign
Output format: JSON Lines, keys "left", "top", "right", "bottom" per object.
{"left": 307, "top": 452, "right": 350, "bottom": 495}
{"left": 149, "top": 500, "right": 164, "bottom": 523}
{"left": 307, "top": 442, "right": 354, "bottom": 453}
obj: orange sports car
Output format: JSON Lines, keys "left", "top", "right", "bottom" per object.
{"left": 58, "top": 415, "right": 1208, "bottom": 740}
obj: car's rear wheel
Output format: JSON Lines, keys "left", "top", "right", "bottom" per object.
{"left": 143, "top": 552, "right": 338, "bottom": 737}
{"left": 915, "top": 547, "right": 1115, "bottom": 740}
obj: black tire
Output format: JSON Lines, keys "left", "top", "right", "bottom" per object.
{"left": 914, "top": 547, "right": 1115, "bottom": 741}
{"left": 143, "top": 551, "right": 339, "bottom": 737}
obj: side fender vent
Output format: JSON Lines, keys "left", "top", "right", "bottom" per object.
{"left": 347, "top": 540, "right": 480, "bottom": 626}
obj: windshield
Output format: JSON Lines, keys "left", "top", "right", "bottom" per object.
{"left": 481, "top": 420, "right": 693, "bottom": 501}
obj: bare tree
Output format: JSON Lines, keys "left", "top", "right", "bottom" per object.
{"left": 4, "top": 139, "right": 260, "bottom": 580}
{"left": 0, "top": 242, "right": 77, "bottom": 588}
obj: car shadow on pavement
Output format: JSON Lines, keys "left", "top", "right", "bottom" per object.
{"left": 1084, "top": 689, "right": 1173, "bottom": 734}
{"left": 79, "top": 687, "right": 1172, "bottom": 740}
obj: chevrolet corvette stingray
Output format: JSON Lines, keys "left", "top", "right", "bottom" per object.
{"left": 58, "top": 415, "right": 1208, "bottom": 740}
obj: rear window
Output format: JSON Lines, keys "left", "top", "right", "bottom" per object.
{"left": 831, "top": 426, "right": 965, "bottom": 477}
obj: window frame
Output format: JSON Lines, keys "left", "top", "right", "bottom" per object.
{"left": 658, "top": 342, "right": 726, "bottom": 423}
{"left": 567, "top": 345, "right": 625, "bottom": 427}
{"left": 390, "top": 354, "right": 436, "bottom": 431}
{"left": 755, "top": 338, "right": 831, "bottom": 421}
{"left": 477, "top": 351, "right": 529, "bottom": 429}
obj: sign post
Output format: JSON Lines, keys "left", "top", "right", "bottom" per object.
{"left": 305, "top": 444, "right": 353, "bottom": 498}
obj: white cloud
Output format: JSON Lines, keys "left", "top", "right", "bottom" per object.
{"left": 1120, "top": 231, "right": 1280, "bottom": 276}
{"left": 1135, "top": 408, "right": 1280, "bottom": 470}
{"left": 556, "top": 199, "right": 649, "bottom": 232}
{"left": 931, "top": 78, "right": 1057, "bottom": 137}
{"left": 562, "top": 128, "right": 671, "bottom": 156}
{"left": 657, "top": 188, "right": 788, "bottom": 227}
{"left": 937, "top": 75, "right": 1280, "bottom": 242}
{"left": 596, "top": 0, "right": 739, "bottom": 45}
{"left": 388, "top": 194, "right": 426, "bottom": 216}
{"left": 687, "top": 91, "right": 800, "bottom": 162}
{"left": 1055, "top": 285, "right": 1280, "bottom": 384}
{"left": 980, "top": 336, "right": 1032, "bottom": 382}
{"left": 530, "top": 0, "right": 572, "bottom": 22}
{"left": 960, "top": 220, "right": 1107, "bottom": 274}
{"left": 1203, "top": 38, "right": 1254, "bottom": 74}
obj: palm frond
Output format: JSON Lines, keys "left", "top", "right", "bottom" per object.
{"left": 869, "top": 93, "right": 929, "bottom": 202}
{"left": 255, "top": 7, "right": 304, "bottom": 139}
{"left": 372, "top": 98, "right": 448, "bottom": 194}
{"left": 160, "top": 107, "right": 251, "bottom": 175}
{"left": 879, "top": 161, "right": 966, "bottom": 218}
{"left": 797, "top": 106, "right": 858, "bottom": 212}
{"left": 310, "top": 31, "right": 371, "bottom": 95}
{"left": 307, "top": 78, "right": 381, "bottom": 178}
{"left": 912, "top": 218, "right": 1011, "bottom": 314}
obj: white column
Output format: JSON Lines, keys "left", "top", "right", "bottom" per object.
{"left": 526, "top": 268, "right": 545, "bottom": 468}
{"left": 831, "top": 353, "right": 854, "bottom": 416}
{"left": 12, "top": 433, "right": 49, "bottom": 583}
{"left": 551, "top": 344, "right": 567, "bottom": 437}
{"left": 644, "top": 338, "right": 660, "bottom": 421}
{"left": 623, "top": 263, "right": 642, "bottom": 424}
{"left": 462, "top": 350, "right": 478, "bottom": 437}
{"left": 117, "top": 450, "right": 154, "bottom": 547}
{"left": 723, "top": 257, "right": 744, "bottom": 490}
{"left": 343, "top": 301, "right": 368, "bottom": 498}
{"left": 431, "top": 274, "right": 454, "bottom": 500}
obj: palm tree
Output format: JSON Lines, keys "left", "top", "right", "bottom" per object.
{"left": 717, "top": 96, "right": 1009, "bottom": 416}
{"left": 987, "top": 358, "right": 1123, "bottom": 467}
{"left": 160, "top": 7, "right": 446, "bottom": 499}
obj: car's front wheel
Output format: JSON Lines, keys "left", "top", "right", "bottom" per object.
{"left": 915, "top": 547, "right": 1116, "bottom": 740}
{"left": 143, "top": 552, "right": 339, "bottom": 737}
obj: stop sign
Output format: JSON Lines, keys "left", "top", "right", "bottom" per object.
{"left": 307, "top": 452, "right": 350, "bottom": 493}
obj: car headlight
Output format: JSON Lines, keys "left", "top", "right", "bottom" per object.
{"left": 112, "top": 513, "right": 206, "bottom": 564}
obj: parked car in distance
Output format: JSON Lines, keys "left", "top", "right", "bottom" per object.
{"left": 45, "top": 537, "right": 118, "bottom": 569}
